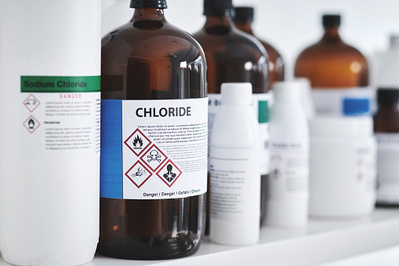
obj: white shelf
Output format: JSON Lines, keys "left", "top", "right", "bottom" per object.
{"left": 2, "top": 208, "right": 399, "bottom": 266}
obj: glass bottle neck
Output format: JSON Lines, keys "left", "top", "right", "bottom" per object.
{"left": 321, "top": 27, "right": 342, "bottom": 42}
{"left": 234, "top": 21, "right": 254, "bottom": 35}
{"left": 203, "top": 11, "right": 236, "bottom": 29}
{"left": 131, "top": 7, "right": 166, "bottom": 21}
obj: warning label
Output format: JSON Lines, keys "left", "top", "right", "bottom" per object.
{"left": 125, "top": 161, "right": 152, "bottom": 188}
{"left": 156, "top": 159, "right": 182, "bottom": 187}
{"left": 141, "top": 144, "right": 168, "bottom": 172}
{"left": 23, "top": 94, "right": 40, "bottom": 112}
{"left": 23, "top": 115, "right": 40, "bottom": 133}
{"left": 124, "top": 128, "right": 151, "bottom": 156}
{"left": 120, "top": 98, "right": 208, "bottom": 200}
{"left": 20, "top": 76, "right": 100, "bottom": 160}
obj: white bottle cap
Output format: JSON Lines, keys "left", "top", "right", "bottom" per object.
{"left": 273, "top": 81, "right": 301, "bottom": 103}
{"left": 221, "top": 82, "right": 252, "bottom": 105}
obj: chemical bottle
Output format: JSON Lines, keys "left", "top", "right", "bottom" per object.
{"left": 234, "top": 6, "right": 285, "bottom": 87}
{"left": 99, "top": 0, "right": 207, "bottom": 259}
{"left": 193, "top": 0, "right": 269, "bottom": 229}
{"left": 294, "top": 14, "right": 371, "bottom": 116}
{"left": 374, "top": 88, "right": 399, "bottom": 206}
{"left": 209, "top": 83, "right": 260, "bottom": 245}
{"left": 309, "top": 99, "right": 376, "bottom": 218}
{"left": 266, "top": 81, "right": 309, "bottom": 227}
{"left": 0, "top": 1, "right": 101, "bottom": 265}
{"left": 375, "top": 35, "right": 399, "bottom": 88}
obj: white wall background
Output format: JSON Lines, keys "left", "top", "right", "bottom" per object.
{"left": 102, "top": 0, "right": 399, "bottom": 80}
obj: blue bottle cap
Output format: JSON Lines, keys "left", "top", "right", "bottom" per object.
{"left": 342, "top": 98, "right": 370, "bottom": 116}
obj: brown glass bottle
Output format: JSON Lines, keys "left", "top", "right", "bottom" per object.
{"left": 193, "top": 0, "right": 268, "bottom": 231}
{"left": 234, "top": 6, "right": 284, "bottom": 87}
{"left": 98, "top": 0, "right": 206, "bottom": 260}
{"left": 294, "top": 14, "right": 369, "bottom": 87}
{"left": 374, "top": 88, "right": 399, "bottom": 206}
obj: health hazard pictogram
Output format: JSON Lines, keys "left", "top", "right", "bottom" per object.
{"left": 156, "top": 159, "right": 182, "bottom": 187}
{"left": 140, "top": 144, "right": 168, "bottom": 172}
{"left": 125, "top": 161, "right": 152, "bottom": 188}
{"left": 23, "top": 115, "right": 40, "bottom": 134}
{"left": 23, "top": 94, "right": 40, "bottom": 113}
{"left": 124, "top": 128, "right": 151, "bottom": 156}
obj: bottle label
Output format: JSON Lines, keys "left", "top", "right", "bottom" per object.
{"left": 269, "top": 140, "right": 308, "bottom": 196}
{"left": 209, "top": 146, "right": 260, "bottom": 221}
{"left": 208, "top": 93, "right": 271, "bottom": 175}
{"left": 375, "top": 133, "right": 399, "bottom": 202}
{"left": 311, "top": 87, "right": 375, "bottom": 116}
{"left": 20, "top": 76, "right": 100, "bottom": 160}
{"left": 101, "top": 98, "right": 208, "bottom": 200}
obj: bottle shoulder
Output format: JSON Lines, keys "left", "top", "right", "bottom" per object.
{"left": 294, "top": 39, "right": 369, "bottom": 87}
{"left": 193, "top": 26, "right": 266, "bottom": 59}
{"left": 102, "top": 20, "right": 205, "bottom": 60}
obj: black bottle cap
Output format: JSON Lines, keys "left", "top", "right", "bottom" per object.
{"left": 377, "top": 88, "right": 399, "bottom": 105}
{"left": 322, "top": 14, "right": 341, "bottom": 27}
{"left": 130, "top": 0, "right": 167, "bottom": 9}
{"left": 204, "top": 0, "right": 233, "bottom": 16}
{"left": 234, "top": 7, "right": 254, "bottom": 22}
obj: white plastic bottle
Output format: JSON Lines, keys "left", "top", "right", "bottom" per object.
{"left": 0, "top": 1, "right": 101, "bottom": 265}
{"left": 209, "top": 83, "right": 260, "bottom": 245}
{"left": 266, "top": 81, "right": 309, "bottom": 227}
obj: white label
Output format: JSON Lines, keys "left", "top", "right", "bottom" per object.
{"left": 356, "top": 141, "right": 376, "bottom": 192}
{"left": 209, "top": 146, "right": 260, "bottom": 221}
{"left": 208, "top": 92, "right": 271, "bottom": 175}
{"left": 312, "top": 87, "right": 375, "bottom": 116}
{"left": 21, "top": 92, "right": 100, "bottom": 160}
{"left": 376, "top": 133, "right": 399, "bottom": 201}
{"left": 269, "top": 140, "right": 308, "bottom": 196}
{"left": 122, "top": 98, "right": 208, "bottom": 200}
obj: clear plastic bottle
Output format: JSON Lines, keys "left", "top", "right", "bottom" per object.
{"left": 374, "top": 88, "right": 399, "bottom": 206}
{"left": 266, "top": 81, "right": 309, "bottom": 227}
{"left": 234, "top": 6, "right": 285, "bottom": 87}
{"left": 193, "top": 0, "right": 269, "bottom": 229}
{"left": 209, "top": 83, "right": 260, "bottom": 245}
{"left": 294, "top": 14, "right": 370, "bottom": 116}
{"left": 0, "top": 1, "right": 101, "bottom": 265}
{"left": 99, "top": 0, "right": 207, "bottom": 259}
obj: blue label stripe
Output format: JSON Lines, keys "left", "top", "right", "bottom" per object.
{"left": 100, "top": 99, "right": 123, "bottom": 199}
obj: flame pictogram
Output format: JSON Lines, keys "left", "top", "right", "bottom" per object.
{"left": 132, "top": 135, "right": 143, "bottom": 149}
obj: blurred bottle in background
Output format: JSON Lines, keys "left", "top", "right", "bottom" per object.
{"left": 374, "top": 35, "right": 399, "bottom": 88}
{"left": 309, "top": 99, "right": 376, "bottom": 218}
{"left": 234, "top": 6, "right": 285, "bottom": 88}
{"left": 193, "top": 0, "right": 269, "bottom": 230}
{"left": 294, "top": 14, "right": 371, "bottom": 116}
{"left": 374, "top": 88, "right": 399, "bottom": 206}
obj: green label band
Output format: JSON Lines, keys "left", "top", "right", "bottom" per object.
{"left": 21, "top": 76, "right": 100, "bottom": 93}
{"left": 258, "top": 100, "right": 269, "bottom": 123}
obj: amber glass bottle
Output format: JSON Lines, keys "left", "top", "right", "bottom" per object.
{"left": 374, "top": 88, "right": 399, "bottom": 206}
{"left": 234, "top": 6, "right": 284, "bottom": 87}
{"left": 98, "top": 0, "right": 207, "bottom": 259}
{"left": 294, "top": 14, "right": 369, "bottom": 115}
{"left": 193, "top": 0, "right": 268, "bottom": 229}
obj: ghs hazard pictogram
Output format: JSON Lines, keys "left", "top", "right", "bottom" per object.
{"left": 23, "top": 94, "right": 40, "bottom": 113}
{"left": 23, "top": 115, "right": 40, "bottom": 134}
{"left": 125, "top": 161, "right": 152, "bottom": 188}
{"left": 141, "top": 144, "right": 168, "bottom": 172}
{"left": 156, "top": 159, "right": 182, "bottom": 187}
{"left": 124, "top": 128, "right": 152, "bottom": 156}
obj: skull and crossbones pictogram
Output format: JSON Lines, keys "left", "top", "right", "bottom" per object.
{"left": 147, "top": 150, "right": 162, "bottom": 163}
